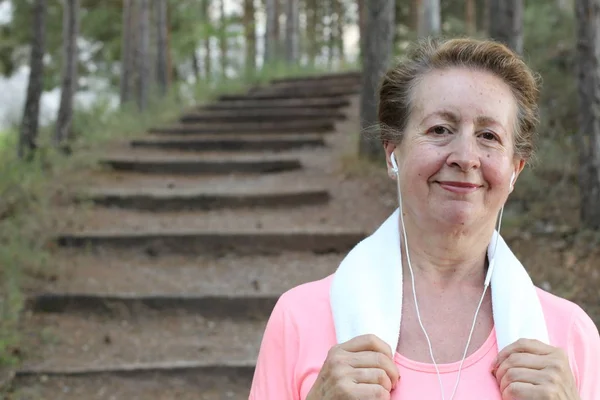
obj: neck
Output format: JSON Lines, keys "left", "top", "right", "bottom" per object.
{"left": 399, "top": 210, "right": 496, "bottom": 289}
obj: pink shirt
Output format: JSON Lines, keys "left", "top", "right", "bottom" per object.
{"left": 249, "top": 275, "right": 600, "bottom": 400}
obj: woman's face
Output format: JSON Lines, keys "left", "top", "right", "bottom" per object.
{"left": 385, "top": 67, "right": 525, "bottom": 230}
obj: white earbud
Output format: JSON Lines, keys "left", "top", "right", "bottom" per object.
{"left": 509, "top": 171, "right": 516, "bottom": 189}
{"left": 390, "top": 153, "right": 399, "bottom": 176}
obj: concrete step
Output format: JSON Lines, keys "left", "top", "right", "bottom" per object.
{"left": 247, "top": 84, "right": 359, "bottom": 97}
{"left": 30, "top": 250, "right": 342, "bottom": 299}
{"left": 264, "top": 76, "right": 361, "bottom": 90}
{"left": 270, "top": 71, "right": 361, "bottom": 84}
{"left": 219, "top": 89, "right": 353, "bottom": 101}
{"left": 55, "top": 229, "right": 365, "bottom": 255}
{"left": 80, "top": 186, "right": 330, "bottom": 211}
{"left": 148, "top": 119, "right": 334, "bottom": 134}
{"left": 14, "top": 373, "right": 252, "bottom": 400}
{"left": 130, "top": 133, "right": 326, "bottom": 152}
{"left": 27, "top": 293, "right": 278, "bottom": 318}
{"left": 15, "top": 313, "right": 261, "bottom": 398}
{"left": 179, "top": 108, "right": 345, "bottom": 123}
{"left": 100, "top": 155, "right": 302, "bottom": 175}
{"left": 202, "top": 97, "right": 350, "bottom": 110}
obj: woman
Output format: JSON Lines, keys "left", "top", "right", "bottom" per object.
{"left": 249, "top": 38, "right": 600, "bottom": 400}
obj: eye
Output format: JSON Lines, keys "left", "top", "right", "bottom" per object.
{"left": 480, "top": 131, "right": 498, "bottom": 141}
{"left": 430, "top": 126, "right": 451, "bottom": 135}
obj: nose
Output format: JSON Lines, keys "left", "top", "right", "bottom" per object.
{"left": 445, "top": 133, "right": 481, "bottom": 172}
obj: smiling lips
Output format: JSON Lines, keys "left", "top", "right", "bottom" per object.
{"left": 437, "top": 181, "right": 481, "bottom": 194}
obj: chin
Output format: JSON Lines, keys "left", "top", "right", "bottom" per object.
{"left": 434, "top": 204, "right": 479, "bottom": 227}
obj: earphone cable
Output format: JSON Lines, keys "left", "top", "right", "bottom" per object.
{"left": 393, "top": 161, "right": 501, "bottom": 400}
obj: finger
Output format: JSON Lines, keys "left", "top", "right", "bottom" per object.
{"left": 501, "top": 381, "right": 537, "bottom": 400}
{"left": 347, "top": 351, "right": 400, "bottom": 386}
{"left": 499, "top": 367, "right": 548, "bottom": 393}
{"left": 353, "top": 383, "right": 392, "bottom": 400}
{"left": 351, "top": 368, "right": 393, "bottom": 391}
{"left": 341, "top": 334, "right": 394, "bottom": 358}
{"left": 493, "top": 339, "right": 553, "bottom": 370}
{"left": 493, "top": 351, "right": 548, "bottom": 381}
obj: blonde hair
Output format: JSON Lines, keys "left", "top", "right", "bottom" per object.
{"left": 378, "top": 37, "right": 540, "bottom": 159}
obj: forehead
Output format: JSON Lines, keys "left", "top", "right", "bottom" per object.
{"left": 410, "top": 67, "right": 517, "bottom": 128}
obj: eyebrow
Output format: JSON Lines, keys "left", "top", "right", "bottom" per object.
{"left": 419, "top": 110, "right": 460, "bottom": 126}
{"left": 419, "top": 110, "right": 503, "bottom": 129}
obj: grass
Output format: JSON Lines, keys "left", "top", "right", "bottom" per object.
{"left": 0, "top": 62, "right": 354, "bottom": 372}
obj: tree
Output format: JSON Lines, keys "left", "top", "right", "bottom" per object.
{"left": 306, "top": 0, "right": 318, "bottom": 65}
{"left": 264, "top": 0, "right": 278, "bottom": 64}
{"left": 18, "top": 0, "right": 47, "bottom": 159}
{"left": 488, "top": 0, "right": 523, "bottom": 54}
{"left": 54, "top": 0, "right": 80, "bottom": 150}
{"left": 155, "top": 0, "right": 169, "bottom": 96}
{"left": 120, "top": 0, "right": 135, "bottom": 105}
{"left": 333, "top": 0, "right": 345, "bottom": 65}
{"left": 136, "top": 0, "right": 150, "bottom": 110}
{"left": 418, "top": 0, "right": 441, "bottom": 37}
{"left": 409, "top": 0, "right": 419, "bottom": 33}
{"left": 244, "top": 0, "right": 257, "bottom": 74}
{"left": 357, "top": 0, "right": 366, "bottom": 57}
{"left": 359, "top": 0, "right": 395, "bottom": 158}
{"left": 465, "top": 0, "right": 476, "bottom": 36}
{"left": 285, "top": 0, "right": 300, "bottom": 63}
{"left": 201, "top": 0, "right": 212, "bottom": 79}
{"left": 575, "top": 0, "right": 600, "bottom": 229}
{"left": 219, "top": 0, "right": 228, "bottom": 77}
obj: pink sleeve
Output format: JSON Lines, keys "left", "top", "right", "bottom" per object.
{"left": 567, "top": 306, "right": 600, "bottom": 400}
{"left": 249, "top": 293, "right": 301, "bottom": 400}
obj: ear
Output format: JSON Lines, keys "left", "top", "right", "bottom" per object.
{"left": 509, "top": 158, "right": 526, "bottom": 193}
{"left": 384, "top": 141, "right": 398, "bottom": 179}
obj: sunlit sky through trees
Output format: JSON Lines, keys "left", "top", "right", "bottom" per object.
{"left": 0, "top": 1, "right": 360, "bottom": 130}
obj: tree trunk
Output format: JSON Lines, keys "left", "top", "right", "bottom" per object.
{"left": 482, "top": 0, "right": 490, "bottom": 34}
{"left": 326, "top": 0, "right": 334, "bottom": 67}
{"left": 409, "top": 0, "right": 420, "bottom": 33}
{"left": 191, "top": 51, "right": 201, "bottom": 81}
{"left": 54, "top": 0, "right": 80, "bottom": 149}
{"left": 575, "top": 0, "right": 600, "bottom": 229}
{"left": 465, "top": 0, "right": 476, "bottom": 36}
{"left": 265, "top": 0, "right": 278, "bottom": 64}
{"left": 359, "top": 0, "right": 395, "bottom": 158}
{"left": 136, "top": 0, "right": 150, "bottom": 111}
{"left": 155, "top": 0, "right": 168, "bottom": 96}
{"left": 18, "top": 0, "right": 47, "bottom": 159}
{"left": 285, "top": 0, "right": 300, "bottom": 63}
{"left": 120, "top": 0, "right": 134, "bottom": 105}
{"left": 357, "top": 0, "right": 366, "bottom": 58}
{"left": 244, "top": 0, "right": 257, "bottom": 74}
{"left": 334, "top": 0, "right": 344, "bottom": 65}
{"left": 202, "top": 0, "right": 212, "bottom": 79}
{"left": 488, "top": 0, "right": 523, "bottom": 54}
{"left": 306, "top": 0, "right": 318, "bottom": 65}
{"left": 219, "top": 0, "right": 227, "bottom": 77}
{"left": 418, "top": 0, "right": 440, "bottom": 37}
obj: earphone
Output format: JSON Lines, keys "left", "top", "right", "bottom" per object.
{"left": 390, "top": 152, "right": 506, "bottom": 400}
{"left": 390, "top": 153, "right": 399, "bottom": 176}
{"left": 510, "top": 171, "right": 516, "bottom": 189}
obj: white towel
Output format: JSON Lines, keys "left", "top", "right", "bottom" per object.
{"left": 330, "top": 208, "right": 550, "bottom": 355}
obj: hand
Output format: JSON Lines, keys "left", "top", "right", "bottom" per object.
{"left": 491, "top": 338, "right": 580, "bottom": 400}
{"left": 306, "top": 334, "right": 400, "bottom": 400}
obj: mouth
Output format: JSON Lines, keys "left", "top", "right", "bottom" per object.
{"left": 436, "top": 181, "right": 481, "bottom": 194}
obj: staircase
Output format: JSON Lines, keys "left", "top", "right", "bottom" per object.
{"left": 12, "top": 71, "right": 394, "bottom": 399}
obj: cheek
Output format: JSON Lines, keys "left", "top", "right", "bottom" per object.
{"left": 402, "top": 147, "right": 446, "bottom": 180}
{"left": 482, "top": 156, "right": 512, "bottom": 189}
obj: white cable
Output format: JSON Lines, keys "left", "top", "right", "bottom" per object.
{"left": 394, "top": 163, "right": 502, "bottom": 400}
